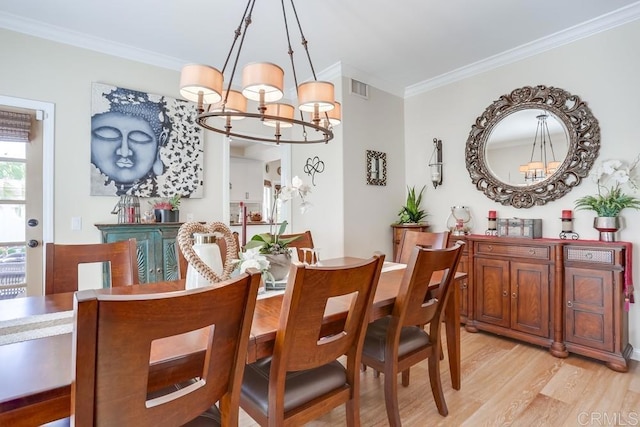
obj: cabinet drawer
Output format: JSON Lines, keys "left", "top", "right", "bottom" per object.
{"left": 476, "top": 243, "right": 550, "bottom": 260}
{"left": 564, "top": 247, "right": 617, "bottom": 266}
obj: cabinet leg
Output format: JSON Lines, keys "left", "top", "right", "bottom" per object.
{"left": 549, "top": 342, "right": 568, "bottom": 358}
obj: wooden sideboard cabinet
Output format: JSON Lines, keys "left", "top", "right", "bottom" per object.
{"left": 462, "top": 235, "right": 632, "bottom": 372}
{"left": 563, "top": 244, "right": 631, "bottom": 372}
{"left": 95, "top": 223, "right": 182, "bottom": 285}
{"left": 470, "top": 239, "right": 553, "bottom": 346}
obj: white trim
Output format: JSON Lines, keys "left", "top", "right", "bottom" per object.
{"left": 405, "top": 2, "right": 640, "bottom": 97}
{"left": 0, "top": 12, "right": 184, "bottom": 70}
{"left": 633, "top": 348, "right": 640, "bottom": 362}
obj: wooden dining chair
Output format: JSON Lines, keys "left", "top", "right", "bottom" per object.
{"left": 44, "top": 238, "right": 139, "bottom": 295}
{"left": 64, "top": 269, "right": 261, "bottom": 426}
{"left": 395, "top": 230, "right": 450, "bottom": 264}
{"left": 361, "top": 243, "right": 464, "bottom": 425}
{"left": 278, "top": 230, "right": 314, "bottom": 263}
{"left": 240, "top": 253, "right": 385, "bottom": 426}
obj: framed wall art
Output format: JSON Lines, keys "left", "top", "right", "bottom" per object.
{"left": 366, "top": 150, "right": 387, "bottom": 186}
{"left": 90, "top": 82, "right": 203, "bottom": 198}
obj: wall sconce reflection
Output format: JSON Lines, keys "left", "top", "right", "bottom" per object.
{"left": 429, "top": 138, "right": 443, "bottom": 189}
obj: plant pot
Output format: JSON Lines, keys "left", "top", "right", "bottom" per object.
{"left": 154, "top": 209, "right": 179, "bottom": 223}
{"left": 265, "top": 253, "right": 292, "bottom": 281}
{"left": 593, "top": 216, "right": 620, "bottom": 242}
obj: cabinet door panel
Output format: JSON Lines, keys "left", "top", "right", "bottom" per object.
{"left": 103, "top": 230, "right": 153, "bottom": 285}
{"left": 161, "top": 235, "right": 179, "bottom": 281}
{"left": 565, "top": 267, "right": 614, "bottom": 352}
{"left": 510, "top": 262, "right": 550, "bottom": 337}
{"left": 475, "top": 258, "right": 510, "bottom": 327}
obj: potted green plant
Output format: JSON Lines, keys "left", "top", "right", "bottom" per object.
{"left": 397, "top": 185, "right": 427, "bottom": 224}
{"left": 150, "top": 194, "right": 181, "bottom": 222}
{"left": 575, "top": 157, "right": 640, "bottom": 241}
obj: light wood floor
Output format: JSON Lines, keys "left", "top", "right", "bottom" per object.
{"left": 239, "top": 328, "right": 639, "bottom": 426}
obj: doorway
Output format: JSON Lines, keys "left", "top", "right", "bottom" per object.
{"left": 0, "top": 96, "right": 54, "bottom": 298}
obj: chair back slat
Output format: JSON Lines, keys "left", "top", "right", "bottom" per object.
{"left": 72, "top": 270, "right": 261, "bottom": 426}
{"left": 274, "top": 254, "right": 384, "bottom": 373}
{"left": 45, "top": 239, "right": 139, "bottom": 295}
{"left": 395, "top": 230, "right": 449, "bottom": 264}
{"left": 278, "top": 230, "right": 314, "bottom": 262}
{"left": 396, "top": 243, "right": 464, "bottom": 328}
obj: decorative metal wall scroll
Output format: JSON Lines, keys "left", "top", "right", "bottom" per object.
{"left": 304, "top": 156, "right": 325, "bottom": 186}
{"left": 366, "top": 150, "right": 387, "bottom": 186}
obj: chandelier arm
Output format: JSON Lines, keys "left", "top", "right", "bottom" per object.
{"left": 289, "top": 0, "right": 318, "bottom": 80}
{"left": 222, "top": 0, "right": 256, "bottom": 107}
{"left": 544, "top": 119, "right": 557, "bottom": 161}
{"left": 529, "top": 122, "right": 540, "bottom": 162}
{"left": 221, "top": 0, "right": 253, "bottom": 75}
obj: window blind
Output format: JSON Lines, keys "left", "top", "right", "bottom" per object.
{"left": 0, "top": 110, "right": 32, "bottom": 142}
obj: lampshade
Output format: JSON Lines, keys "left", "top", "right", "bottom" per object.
{"left": 211, "top": 90, "right": 247, "bottom": 120}
{"left": 263, "top": 103, "right": 295, "bottom": 128}
{"left": 528, "top": 161, "right": 544, "bottom": 171}
{"left": 326, "top": 101, "right": 341, "bottom": 125}
{"left": 298, "top": 81, "right": 335, "bottom": 113}
{"left": 519, "top": 164, "right": 529, "bottom": 174}
{"left": 547, "top": 161, "right": 561, "bottom": 174}
{"left": 242, "top": 62, "right": 284, "bottom": 103}
{"left": 179, "top": 64, "right": 223, "bottom": 104}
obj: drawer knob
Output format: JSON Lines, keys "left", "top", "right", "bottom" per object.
{"left": 503, "top": 290, "right": 508, "bottom": 297}
{"left": 567, "top": 300, "right": 573, "bottom": 308}
{"left": 487, "top": 245, "right": 493, "bottom": 251}
{"left": 512, "top": 292, "right": 517, "bottom": 299}
{"left": 585, "top": 252, "right": 593, "bottom": 259}
{"left": 528, "top": 249, "right": 535, "bottom": 255}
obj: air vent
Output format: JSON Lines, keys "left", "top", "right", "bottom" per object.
{"left": 350, "top": 79, "right": 369, "bottom": 99}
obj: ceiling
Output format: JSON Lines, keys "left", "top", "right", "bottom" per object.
{"left": 1, "top": 0, "right": 639, "bottom": 97}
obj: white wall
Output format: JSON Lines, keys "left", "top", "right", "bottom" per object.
{"left": 403, "top": 20, "right": 640, "bottom": 357}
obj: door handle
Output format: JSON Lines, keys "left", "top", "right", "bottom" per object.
{"left": 27, "top": 239, "right": 39, "bottom": 248}
{"left": 27, "top": 219, "right": 39, "bottom": 227}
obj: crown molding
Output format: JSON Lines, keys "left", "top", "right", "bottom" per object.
{"left": 0, "top": 12, "right": 185, "bottom": 70}
{"left": 404, "top": 2, "right": 640, "bottom": 98}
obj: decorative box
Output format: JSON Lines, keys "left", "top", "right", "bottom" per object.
{"left": 497, "top": 218, "right": 542, "bottom": 239}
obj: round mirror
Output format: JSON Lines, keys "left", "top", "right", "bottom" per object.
{"left": 465, "top": 85, "right": 600, "bottom": 208}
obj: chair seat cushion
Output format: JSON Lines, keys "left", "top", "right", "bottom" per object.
{"left": 362, "top": 316, "right": 430, "bottom": 362}
{"left": 242, "top": 357, "right": 347, "bottom": 414}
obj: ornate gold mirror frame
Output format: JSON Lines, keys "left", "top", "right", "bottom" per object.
{"left": 465, "top": 85, "right": 600, "bottom": 208}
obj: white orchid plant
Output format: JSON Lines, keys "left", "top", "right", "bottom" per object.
{"left": 233, "top": 247, "right": 275, "bottom": 283}
{"left": 244, "top": 176, "right": 311, "bottom": 256}
{"left": 575, "top": 157, "right": 640, "bottom": 217}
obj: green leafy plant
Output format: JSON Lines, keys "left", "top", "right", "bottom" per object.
{"left": 149, "top": 194, "right": 181, "bottom": 211}
{"left": 575, "top": 158, "right": 640, "bottom": 217}
{"left": 244, "top": 220, "right": 301, "bottom": 255}
{"left": 397, "top": 185, "right": 427, "bottom": 224}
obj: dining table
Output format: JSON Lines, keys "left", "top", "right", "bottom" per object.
{"left": 0, "top": 258, "right": 466, "bottom": 426}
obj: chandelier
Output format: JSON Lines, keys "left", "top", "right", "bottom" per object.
{"left": 519, "top": 112, "right": 560, "bottom": 182}
{"left": 179, "top": 0, "right": 340, "bottom": 144}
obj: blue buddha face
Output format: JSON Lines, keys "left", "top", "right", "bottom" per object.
{"left": 91, "top": 112, "right": 159, "bottom": 184}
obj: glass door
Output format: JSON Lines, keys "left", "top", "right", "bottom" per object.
{"left": 0, "top": 106, "right": 43, "bottom": 298}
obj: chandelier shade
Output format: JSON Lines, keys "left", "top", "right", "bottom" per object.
{"left": 179, "top": 64, "right": 223, "bottom": 104}
{"left": 326, "top": 101, "right": 341, "bottom": 126}
{"left": 241, "top": 62, "right": 285, "bottom": 103}
{"left": 263, "top": 103, "right": 295, "bottom": 128}
{"left": 179, "top": 0, "right": 339, "bottom": 144}
{"left": 212, "top": 90, "right": 247, "bottom": 119}
{"left": 298, "top": 81, "right": 336, "bottom": 113}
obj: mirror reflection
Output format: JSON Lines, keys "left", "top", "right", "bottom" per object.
{"left": 485, "top": 109, "right": 569, "bottom": 186}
